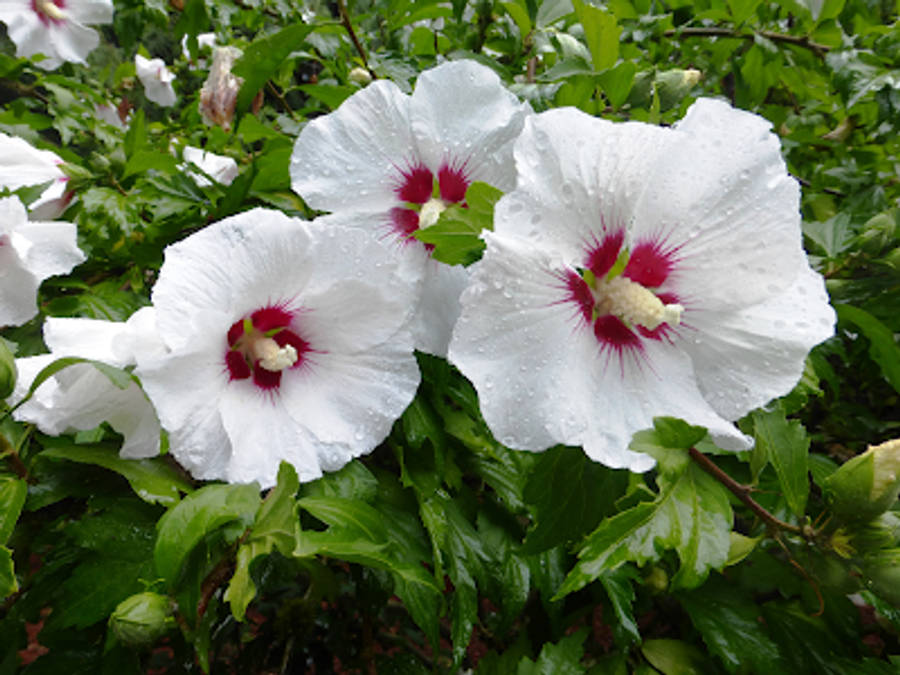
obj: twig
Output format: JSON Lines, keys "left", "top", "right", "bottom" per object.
{"left": 336, "top": 0, "right": 377, "bottom": 81}
{"left": 664, "top": 27, "right": 831, "bottom": 56}
{"left": 688, "top": 447, "right": 811, "bottom": 539}
{"left": 266, "top": 81, "right": 296, "bottom": 119}
{"left": 0, "top": 431, "right": 33, "bottom": 483}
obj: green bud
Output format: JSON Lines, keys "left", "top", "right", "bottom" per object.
{"left": 348, "top": 66, "right": 372, "bottom": 86}
{"left": 861, "top": 549, "right": 900, "bottom": 606}
{"left": 857, "top": 211, "right": 898, "bottom": 256}
{"left": 109, "top": 592, "right": 174, "bottom": 647}
{"left": 643, "top": 565, "right": 668, "bottom": 593}
{"left": 824, "top": 439, "right": 900, "bottom": 523}
{"left": 0, "top": 339, "right": 16, "bottom": 400}
{"left": 655, "top": 69, "right": 702, "bottom": 110}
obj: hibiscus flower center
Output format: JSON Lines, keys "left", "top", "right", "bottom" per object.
{"left": 389, "top": 162, "right": 470, "bottom": 243}
{"left": 562, "top": 230, "right": 683, "bottom": 357}
{"left": 32, "top": 0, "right": 66, "bottom": 23}
{"left": 224, "top": 305, "right": 310, "bottom": 390}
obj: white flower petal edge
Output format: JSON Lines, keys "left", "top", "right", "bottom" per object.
{"left": 136, "top": 210, "right": 422, "bottom": 488}
{"left": 0, "top": 196, "right": 84, "bottom": 327}
{"left": 449, "top": 99, "right": 835, "bottom": 469}
{"left": 0, "top": 0, "right": 112, "bottom": 70}
{"left": 10, "top": 311, "right": 164, "bottom": 459}
{"left": 182, "top": 146, "right": 239, "bottom": 187}
{"left": 0, "top": 132, "right": 72, "bottom": 219}
{"left": 135, "top": 55, "right": 177, "bottom": 107}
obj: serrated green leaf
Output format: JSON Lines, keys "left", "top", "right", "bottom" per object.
{"left": 600, "top": 567, "right": 640, "bottom": 645}
{"left": 653, "top": 417, "right": 708, "bottom": 451}
{"left": 836, "top": 304, "right": 900, "bottom": 395}
{"left": 414, "top": 205, "right": 485, "bottom": 265}
{"left": 0, "top": 477, "right": 26, "bottom": 545}
{"left": 518, "top": 628, "right": 587, "bottom": 674}
{"left": 155, "top": 483, "right": 260, "bottom": 587}
{"left": 297, "top": 84, "right": 356, "bottom": 110}
{"left": 232, "top": 23, "right": 316, "bottom": 118}
{"left": 752, "top": 405, "right": 810, "bottom": 517}
{"left": 0, "top": 546, "right": 15, "bottom": 598}
{"left": 557, "top": 462, "right": 732, "bottom": 597}
{"left": 302, "top": 460, "right": 378, "bottom": 502}
{"left": 641, "top": 639, "right": 712, "bottom": 675}
{"left": 679, "top": 575, "right": 784, "bottom": 674}
{"left": 122, "top": 150, "right": 178, "bottom": 179}
{"left": 41, "top": 442, "right": 192, "bottom": 507}
{"left": 502, "top": 1, "right": 532, "bottom": 38}
{"left": 54, "top": 556, "right": 152, "bottom": 629}
{"left": 522, "top": 446, "right": 628, "bottom": 554}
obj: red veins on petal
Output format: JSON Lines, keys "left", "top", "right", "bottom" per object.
{"left": 624, "top": 241, "right": 674, "bottom": 288}
{"left": 252, "top": 366, "right": 282, "bottom": 390}
{"left": 438, "top": 164, "right": 469, "bottom": 203}
{"left": 251, "top": 306, "right": 293, "bottom": 332}
{"left": 593, "top": 315, "right": 642, "bottom": 354}
{"left": 562, "top": 269, "right": 594, "bottom": 324}
{"left": 585, "top": 231, "right": 624, "bottom": 279}
{"left": 389, "top": 207, "right": 420, "bottom": 239}
{"left": 396, "top": 165, "right": 434, "bottom": 204}
{"left": 225, "top": 350, "right": 251, "bottom": 380}
{"left": 226, "top": 320, "right": 245, "bottom": 347}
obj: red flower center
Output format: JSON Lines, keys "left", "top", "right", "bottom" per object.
{"left": 389, "top": 161, "right": 470, "bottom": 248}
{"left": 32, "top": 0, "right": 66, "bottom": 25}
{"left": 225, "top": 305, "right": 310, "bottom": 390}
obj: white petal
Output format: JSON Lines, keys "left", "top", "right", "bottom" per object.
{"left": 43, "top": 316, "right": 126, "bottom": 364}
{"left": 0, "top": 132, "right": 64, "bottom": 191}
{"left": 494, "top": 108, "right": 669, "bottom": 263}
{"left": 48, "top": 20, "right": 99, "bottom": 66}
{"left": 410, "top": 60, "right": 530, "bottom": 192}
{"left": 685, "top": 263, "right": 836, "bottom": 421}
{"left": 0, "top": 255, "right": 39, "bottom": 326}
{"left": 409, "top": 258, "right": 469, "bottom": 358}
{"left": 112, "top": 306, "right": 167, "bottom": 364}
{"left": 64, "top": 0, "right": 113, "bottom": 25}
{"left": 183, "top": 146, "right": 238, "bottom": 187}
{"left": 632, "top": 98, "right": 807, "bottom": 310}
{"left": 290, "top": 79, "right": 415, "bottom": 213}
{"left": 135, "top": 55, "right": 177, "bottom": 107}
{"left": 14, "top": 220, "right": 85, "bottom": 281}
{"left": 0, "top": 8, "right": 60, "bottom": 68}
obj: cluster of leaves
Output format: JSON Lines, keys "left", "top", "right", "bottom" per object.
{"left": 1, "top": 0, "right": 900, "bottom": 672}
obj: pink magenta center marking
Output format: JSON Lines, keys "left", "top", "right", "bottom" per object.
{"left": 623, "top": 241, "right": 674, "bottom": 288}
{"left": 390, "top": 161, "right": 471, "bottom": 247}
{"left": 586, "top": 230, "right": 624, "bottom": 279}
{"left": 225, "top": 305, "right": 310, "bottom": 391}
{"left": 31, "top": 0, "right": 65, "bottom": 25}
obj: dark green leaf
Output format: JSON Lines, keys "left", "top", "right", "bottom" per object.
{"left": 836, "top": 304, "right": 900, "bottom": 394}
{"left": 752, "top": 404, "right": 810, "bottom": 517}
{"left": 0, "top": 477, "right": 26, "bottom": 545}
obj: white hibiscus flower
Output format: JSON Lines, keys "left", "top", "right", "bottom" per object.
{"left": 10, "top": 308, "right": 165, "bottom": 458}
{"left": 290, "top": 59, "right": 531, "bottom": 357}
{"left": 181, "top": 146, "right": 238, "bottom": 187}
{"left": 448, "top": 99, "right": 836, "bottom": 471}
{"left": 135, "top": 54, "right": 177, "bottom": 107}
{"left": 0, "top": 195, "right": 84, "bottom": 327}
{"left": 0, "top": 0, "right": 112, "bottom": 70}
{"left": 0, "top": 132, "right": 73, "bottom": 220}
{"left": 135, "top": 208, "right": 422, "bottom": 488}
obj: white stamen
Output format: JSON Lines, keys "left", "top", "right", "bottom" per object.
{"left": 36, "top": 0, "right": 66, "bottom": 19}
{"left": 252, "top": 337, "right": 298, "bottom": 372}
{"left": 594, "top": 276, "right": 683, "bottom": 331}
{"left": 418, "top": 198, "right": 447, "bottom": 229}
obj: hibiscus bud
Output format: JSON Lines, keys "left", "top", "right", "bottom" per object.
{"left": 348, "top": 66, "right": 372, "bottom": 86}
{"left": 643, "top": 565, "right": 668, "bottom": 593}
{"left": 627, "top": 69, "right": 701, "bottom": 111}
{"left": 824, "top": 438, "right": 900, "bottom": 523}
{"left": 0, "top": 340, "right": 16, "bottom": 399}
{"left": 861, "top": 549, "right": 900, "bottom": 606}
{"left": 199, "top": 46, "right": 244, "bottom": 132}
{"left": 109, "top": 592, "right": 174, "bottom": 647}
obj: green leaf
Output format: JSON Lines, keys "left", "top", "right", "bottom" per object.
{"left": 414, "top": 181, "right": 501, "bottom": 265}
{"left": 518, "top": 629, "right": 587, "bottom": 674}
{"left": 0, "top": 477, "right": 26, "bottom": 545}
{"left": 641, "top": 639, "right": 712, "bottom": 675}
{"left": 232, "top": 23, "right": 316, "bottom": 117}
{"left": 0, "top": 546, "right": 15, "bottom": 598}
{"left": 521, "top": 446, "right": 628, "bottom": 554}
{"left": 572, "top": 0, "right": 620, "bottom": 71}
{"left": 726, "top": 0, "right": 762, "bottom": 24}
{"left": 122, "top": 150, "right": 178, "bottom": 179}
{"left": 224, "top": 462, "right": 299, "bottom": 621}
{"left": 751, "top": 404, "right": 810, "bottom": 517}
{"left": 597, "top": 61, "right": 636, "bottom": 108}
{"left": 600, "top": 568, "right": 640, "bottom": 645}
{"left": 836, "top": 304, "right": 900, "bottom": 395}
{"left": 653, "top": 417, "right": 708, "bottom": 451}
{"left": 502, "top": 1, "right": 532, "bottom": 38}
{"left": 9, "top": 357, "right": 133, "bottom": 417}
{"left": 54, "top": 556, "right": 153, "bottom": 629}
{"left": 41, "top": 442, "right": 192, "bottom": 507}
{"left": 154, "top": 483, "right": 260, "bottom": 587}
{"left": 297, "top": 84, "right": 356, "bottom": 110}
{"left": 679, "top": 575, "right": 784, "bottom": 673}
{"left": 557, "top": 461, "right": 732, "bottom": 597}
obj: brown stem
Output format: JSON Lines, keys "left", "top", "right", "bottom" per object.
{"left": 336, "top": 0, "right": 377, "bottom": 81}
{"left": 664, "top": 27, "right": 831, "bottom": 56}
{"left": 1, "top": 431, "right": 33, "bottom": 483}
{"left": 266, "top": 81, "right": 296, "bottom": 119}
{"left": 688, "top": 447, "right": 810, "bottom": 538}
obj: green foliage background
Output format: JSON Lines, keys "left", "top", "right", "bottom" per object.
{"left": 1, "top": 0, "right": 900, "bottom": 672}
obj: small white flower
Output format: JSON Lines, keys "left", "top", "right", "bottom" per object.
{"left": 10, "top": 308, "right": 165, "bottom": 458}
{"left": 135, "top": 208, "right": 422, "bottom": 488}
{"left": 199, "top": 46, "right": 243, "bottom": 131}
{"left": 181, "top": 146, "right": 238, "bottom": 187}
{"left": 0, "top": 132, "right": 72, "bottom": 219}
{"left": 0, "top": 196, "right": 84, "bottom": 327}
{"left": 135, "top": 54, "right": 177, "bottom": 107}
{"left": 95, "top": 102, "right": 127, "bottom": 129}
{"left": 448, "top": 99, "right": 837, "bottom": 471}
{"left": 0, "top": 0, "right": 113, "bottom": 70}
{"left": 180, "top": 31, "right": 216, "bottom": 63}
{"left": 290, "top": 60, "right": 532, "bottom": 357}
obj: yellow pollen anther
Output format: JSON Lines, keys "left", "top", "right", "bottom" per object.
{"left": 593, "top": 276, "right": 684, "bottom": 331}
{"left": 36, "top": 0, "right": 65, "bottom": 19}
{"left": 418, "top": 197, "right": 447, "bottom": 229}
{"left": 251, "top": 337, "right": 298, "bottom": 372}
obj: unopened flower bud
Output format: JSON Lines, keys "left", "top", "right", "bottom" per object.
{"left": 109, "top": 592, "right": 174, "bottom": 647}
{"left": 348, "top": 66, "right": 372, "bottom": 86}
{"left": 643, "top": 565, "right": 668, "bottom": 593}
{"left": 0, "top": 340, "right": 16, "bottom": 399}
{"left": 200, "top": 47, "right": 244, "bottom": 132}
{"left": 824, "top": 438, "right": 900, "bottom": 523}
{"left": 861, "top": 549, "right": 900, "bottom": 606}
